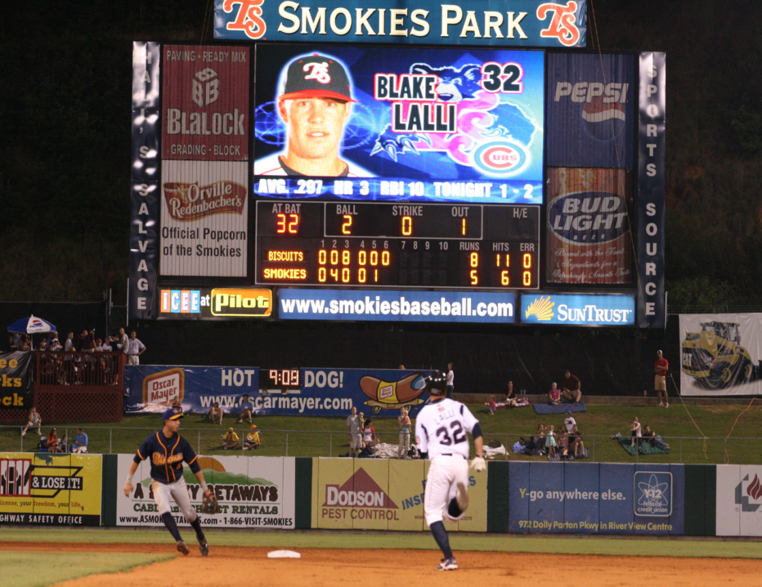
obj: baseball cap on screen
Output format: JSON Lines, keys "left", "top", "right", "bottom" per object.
{"left": 278, "top": 54, "right": 355, "bottom": 103}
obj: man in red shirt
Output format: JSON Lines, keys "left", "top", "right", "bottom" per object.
{"left": 561, "top": 370, "right": 582, "bottom": 404}
{"left": 654, "top": 350, "right": 669, "bottom": 407}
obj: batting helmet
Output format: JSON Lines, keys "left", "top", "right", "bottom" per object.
{"left": 425, "top": 370, "right": 447, "bottom": 395}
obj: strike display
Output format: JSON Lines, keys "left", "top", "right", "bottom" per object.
{"left": 255, "top": 201, "right": 539, "bottom": 289}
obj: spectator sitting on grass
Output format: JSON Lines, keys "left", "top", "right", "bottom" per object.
{"left": 244, "top": 425, "right": 260, "bottom": 450}
{"left": 71, "top": 428, "right": 88, "bottom": 453}
{"left": 568, "top": 424, "right": 585, "bottom": 458}
{"left": 208, "top": 402, "right": 223, "bottom": 425}
{"left": 222, "top": 427, "right": 240, "bottom": 450}
{"left": 548, "top": 382, "right": 561, "bottom": 405}
{"left": 486, "top": 395, "right": 497, "bottom": 415}
{"left": 643, "top": 424, "right": 670, "bottom": 450}
{"left": 237, "top": 394, "right": 253, "bottom": 424}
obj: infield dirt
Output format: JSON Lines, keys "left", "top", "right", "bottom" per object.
{"left": 2, "top": 542, "right": 760, "bottom": 587}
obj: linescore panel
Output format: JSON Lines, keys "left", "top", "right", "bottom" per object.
{"left": 255, "top": 201, "right": 539, "bottom": 289}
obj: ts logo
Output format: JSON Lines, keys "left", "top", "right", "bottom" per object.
{"left": 537, "top": 1, "right": 581, "bottom": 47}
{"left": 223, "top": 0, "right": 267, "bottom": 40}
{"left": 303, "top": 62, "right": 331, "bottom": 84}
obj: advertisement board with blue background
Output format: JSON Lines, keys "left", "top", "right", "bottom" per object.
{"left": 278, "top": 289, "right": 516, "bottom": 323}
{"left": 215, "top": 0, "right": 587, "bottom": 48}
{"left": 125, "top": 366, "right": 433, "bottom": 417}
{"left": 546, "top": 53, "right": 636, "bottom": 169}
{"left": 253, "top": 45, "right": 544, "bottom": 204}
{"left": 521, "top": 293, "right": 635, "bottom": 326}
{"left": 509, "top": 462, "right": 685, "bottom": 535}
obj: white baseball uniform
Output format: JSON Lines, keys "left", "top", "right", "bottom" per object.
{"left": 415, "top": 397, "right": 479, "bottom": 526}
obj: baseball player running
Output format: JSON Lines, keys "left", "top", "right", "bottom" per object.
{"left": 415, "top": 370, "right": 485, "bottom": 571}
{"left": 123, "top": 408, "right": 213, "bottom": 556}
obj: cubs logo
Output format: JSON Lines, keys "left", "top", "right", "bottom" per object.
{"left": 473, "top": 142, "right": 528, "bottom": 176}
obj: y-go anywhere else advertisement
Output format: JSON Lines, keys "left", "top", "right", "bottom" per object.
{"left": 117, "top": 455, "right": 295, "bottom": 529}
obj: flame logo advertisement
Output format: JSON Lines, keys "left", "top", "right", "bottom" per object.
{"left": 524, "top": 296, "right": 555, "bottom": 321}
{"left": 747, "top": 474, "right": 762, "bottom": 501}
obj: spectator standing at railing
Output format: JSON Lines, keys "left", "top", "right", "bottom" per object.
{"left": 398, "top": 407, "right": 411, "bottom": 459}
{"left": 127, "top": 331, "right": 146, "bottom": 365}
{"left": 64, "top": 332, "right": 75, "bottom": 351}
{"left": 118, "top": 328, "right": 129, "bottom": 356}
{"left": 81, "top": 329, "right": 95, "bottom": 353}
{"left": 654, "top": 350, "right": 669, "bottom": 408}
{"left": 102, "top": 337, "right": 112, "bottom": 352}
{"left": 50, "top": 338, "right": 62, "bottom": 351}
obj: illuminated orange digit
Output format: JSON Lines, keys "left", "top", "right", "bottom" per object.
{"left": 402, "top": 216, "right": 412, "bottom": 236}
{"left": 470, "top": 252, "right": 479, "bottom": 268}
{"left": 523, "top": 271, "right": 532, "bottom": 286}
{"left": 382, "top": 251, "right": 390, "bottom": 266}
{"left": 276, "top": 213, "right": 286, "bottom": 234}
{"left": 523, "top": 253, "right": 532, "bottom": 268}
{"left": 288, "top": 214, "right": 299, "bottom": 234}
{"left": 501, "top": 271, "right": 510, "bottom": 286}
{"left": 318, "top": 249, "right": 327, "bottom": 264}
{"left": 359, "top": 268, "right": 367, "bottom": 283}
{"left": 470, "top": 269, "right": 478, "bottom": 285}
{"left": 342, "top": 214, "right": 353, "bottom": 235}
{"left": 462, "top": 218, "right": 467, "bottom": 236}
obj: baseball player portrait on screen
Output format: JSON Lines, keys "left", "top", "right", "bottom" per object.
{"left": 254, "top": 52, "right": 373, "bottom": 178}
{"left": 123, "top": 408, "right": 217, "bottom": 556}
{"left": 415, "top": 370, "right": 485, "bottom": 571}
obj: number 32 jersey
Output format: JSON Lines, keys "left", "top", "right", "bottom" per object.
{"left": 415, "top": 398, "right": 479, "bottom": 460}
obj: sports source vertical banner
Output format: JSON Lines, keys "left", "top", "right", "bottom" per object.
{"left": 160, "top": 45, "right": 250, "bottom": 277}
{"left": 130, "top": 42, "right": 161, "bottom": 320}
{"left": 637, "top": 52, "right": 666, "bottom": 329}
{"left": 546, "top": 168, "right": 633, "bottom": 284}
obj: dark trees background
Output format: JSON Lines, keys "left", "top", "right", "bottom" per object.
{"left": 0, "top": 0, "right": 759, "bottom": 310}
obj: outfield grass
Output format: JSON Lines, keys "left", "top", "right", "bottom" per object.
{"left": 1, "top": 528, "right": 761, "bottom": 560}
{"left": 0, "top": 551, "right": 172, "bottom": 587}
{"left": 0, "top": 400, "right": 759, "bottom": 464}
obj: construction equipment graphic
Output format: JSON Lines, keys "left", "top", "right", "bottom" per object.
{"left": 682, "top": 321, "right": 759, "bottom": 389}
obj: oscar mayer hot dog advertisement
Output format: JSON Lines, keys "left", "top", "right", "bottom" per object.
{"left": 125, "top": 367, "right": 431, "bottom": 417}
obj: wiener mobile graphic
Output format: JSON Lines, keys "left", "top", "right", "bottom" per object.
{"left": 359, "top": 373, "right": 427, "bottom": 413}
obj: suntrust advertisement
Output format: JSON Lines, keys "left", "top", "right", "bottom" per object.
{"left": 125, "top": 366, "right": 433, "bottom": 417}
{"left": 509, "top": 463, "right": 684, "bottom": 535}
{"left": 521, "top": 293, "right": 635, "bottom": 326}
{"left": 215, "top": 0, "right": 587, "bottom": 48}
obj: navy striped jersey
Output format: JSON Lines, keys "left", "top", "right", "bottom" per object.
{"left": 133, "top": 431, "right": 201, "bottom": 484}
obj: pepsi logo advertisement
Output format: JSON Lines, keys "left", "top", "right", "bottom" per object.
{"left": 546, "top": 53, "right": 636, "bottom": 169}
{"left": 253, "top": 45, "right": 544, "bottom": 204}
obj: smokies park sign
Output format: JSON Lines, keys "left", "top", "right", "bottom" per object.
{"left": 215, "top": 0, "right": 587, "bottom": 47}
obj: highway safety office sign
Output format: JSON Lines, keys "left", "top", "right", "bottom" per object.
{"left": 214, "top": 0, "right": 587, "bottom": 47}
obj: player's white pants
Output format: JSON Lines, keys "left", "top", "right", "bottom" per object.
{"left": 424, "top": 455, "right": 469, "bottom": 526}
{"left": 151, "top": 476, "right": 198, "bottom": 522}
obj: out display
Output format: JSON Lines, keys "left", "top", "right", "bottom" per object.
{"left": 255, "top": 201, "right": 539, "bottom": 289}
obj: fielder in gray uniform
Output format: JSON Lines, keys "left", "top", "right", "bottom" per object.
{"left": 123, "top": 408, "right": 213, "bottom": 556}
{"left": 415, "top": 370, "right": 485, "bottom": 571}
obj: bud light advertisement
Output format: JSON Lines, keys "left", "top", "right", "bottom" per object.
{"left": 546, "top": 53, "right": 636, "bottom": 169}
{"left": 546, "top": 168, "right": 633, "bottom": 284}
{"left": 253, "top": 45, "right": 544, "bottom": 204}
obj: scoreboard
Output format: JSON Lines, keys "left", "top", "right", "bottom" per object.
{"left": 131, "top": 37, "right": 666, "bottom": 327}
{"left": 255, "top": 200, "right": 539, "bottom": 289}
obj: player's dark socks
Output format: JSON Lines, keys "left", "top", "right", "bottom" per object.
{"left": 429, "top": 521, "right": 453, "bottom": 559}
{"left": 447, "top": 498, "right": 463, "bottom": 520}
{"left": 190, "top": 516, "right": 206, "bottom": 543}
{"left": 161, "top": 512, "right": 182, "bottom": 542}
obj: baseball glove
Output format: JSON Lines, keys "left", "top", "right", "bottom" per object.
{"left": 470, "top": 456, "right": 486, "bottom": 472}
{"left": 201, "top": 491, "right": 219, "bottom": 514}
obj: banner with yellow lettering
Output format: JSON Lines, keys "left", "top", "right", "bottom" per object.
{"left": 0, "top": 352, "right": 33, "bottom": 409}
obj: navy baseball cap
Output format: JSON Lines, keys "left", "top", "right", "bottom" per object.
{"left": 278, "top": 54, "right": 355, "bottom": 103}
{"left": 163, "top": 408, "right": 184, "bottom": 421}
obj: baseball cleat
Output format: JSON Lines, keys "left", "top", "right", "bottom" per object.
{"left": 435, "top": 557, "right": 458, "bottom": 571}
{"left": 456, "top": 483, "right": 469, "bottom": 513}
{"left": 176, "top": 540, "right": 190, "bottom": 556}
{"left": 199, "top": 540, "right": 209, "bottom": 557}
